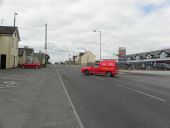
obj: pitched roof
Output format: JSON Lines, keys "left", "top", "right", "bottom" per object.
{"left": 0, "top": 26, "right": 20, "bottom": 40}
{"left": 18, "top": 48, "right": 25, "bottom": 56}
{"left": 34, "top": 53, "right": 50, "bottom": 60}
{"left": 127, "top": 48, "right": 170, "bottom": 60}
{"left": 79, "top": 53, "right": 85, "bottom": 56}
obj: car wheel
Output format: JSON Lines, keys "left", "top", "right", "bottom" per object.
{"left": 84, "top": 70, "right": 89, "bottom": 75}
{"left": 22, "top": 66, "right": 25, "bottom": 68}
{"left": 36, "top": 66, "right": 39, "bottom": 69}
{"left": 106, "top": 72, "right": 112, "bottom": 77}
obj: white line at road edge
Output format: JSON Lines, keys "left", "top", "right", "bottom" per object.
{"left": 121, "top": 86, "right": 166, "bottom": 102}
{"left": 92, "top": 75, "right": 165, "bottom": 102}
{"left": 55, "top": 65, "right": 85, "bottom": 128}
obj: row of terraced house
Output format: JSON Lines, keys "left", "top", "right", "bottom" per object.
{"left": 124, "top": 49, "right": 170, "bottom": 70}
{"left": 0, "top": 26, "right": 49, "bottom": 69}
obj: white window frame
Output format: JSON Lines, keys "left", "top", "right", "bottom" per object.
{"left": 147, "top": 54, "right": 152, "bottom": 60}
{"left": 160, "top": 52, "right": 167, "bottom": 59}
{"left": 127, "top": 57, "right": 131, "bottom": 61}
{"left": 136, "top": 56, "right": 141, "bottom": 60}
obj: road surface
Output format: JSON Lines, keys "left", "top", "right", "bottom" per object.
{"left": 1, "top": 65, "right": 170, "bottom": 128}
{"left": 57, "top": 65, "right": 170, "bottom": 128}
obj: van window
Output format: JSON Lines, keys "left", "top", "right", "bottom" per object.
{"left": 101, "top": 63, "right": 107, "bottom": 66}
{"left": 108, "top": 63, "right": 115, "bottom": 66}
{"left": 93, "top": 63, "right": 99, "bottom": 68}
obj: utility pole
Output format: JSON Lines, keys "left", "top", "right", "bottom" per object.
{"left": 0, "top": 18, "right": 4, "bottom": 25}
{"left": 43, "top": 24, "right": 48, "bottom": 66}
{"left": 93, "top": 30, "right": 102, "bottom": 61}
{"left": 14, "top": 12, "right": 18, "bottom": 27}
{"left": 45, "top": 24, "right": 47, "bottom": 54}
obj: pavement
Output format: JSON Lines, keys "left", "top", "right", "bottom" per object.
{"left": 120, "top": 69, "right": 170, "bottom": 75}
{"left": 0, "top": 65, "right": 80, "bottom": 128}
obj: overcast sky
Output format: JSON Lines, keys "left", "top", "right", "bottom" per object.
{"left": 1, "top": 0, "right": 170, "bottom": 62}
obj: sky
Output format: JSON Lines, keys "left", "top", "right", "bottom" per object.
{"left": 1, "top": 0, "right": 170, "bottom": 62}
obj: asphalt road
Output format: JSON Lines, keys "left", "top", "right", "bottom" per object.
{"left": 56, "top": 65, "right": 170, "bottom": 128}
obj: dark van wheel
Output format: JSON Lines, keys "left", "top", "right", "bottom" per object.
{"left": 84, "top": 70, "right": 89, "bottom": 75}
{"left": 106, "top": 72, "right": 112, "bottom": 77}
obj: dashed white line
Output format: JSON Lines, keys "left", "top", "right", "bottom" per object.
{"left": 55, "top": 65, "right": 85, "bottom": 128}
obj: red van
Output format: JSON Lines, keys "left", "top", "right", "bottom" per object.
{"left": 81, "top": 60, "right": 118, "bottom": 77}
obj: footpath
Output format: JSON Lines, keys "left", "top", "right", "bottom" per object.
{"left": 0, "top": 66, "right": 82, "bottom": 128}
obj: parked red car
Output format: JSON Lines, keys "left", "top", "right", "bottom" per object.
{"left": 81, "top": 60, "right": 118, "bottom": 77}
{"left": 21, "top": 63, "right": 40, "bottom": 69}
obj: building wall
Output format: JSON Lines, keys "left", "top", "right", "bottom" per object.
{"left": 80, "top": 51, "right": 96, "bottom": 65}
{"left": 18, "top": 54, "right": 26, "bottom": 65}
{"left": 75, "top": 56, "right": 79, "bottom": 64}
{"left": 0, "top": 33, "right": 19, "bottom": 69}
{"left": 34, "top": 56, "right": 40, "bottom": 63}
{"left": 10, "top": 33, "right": 19, "bottom": 68}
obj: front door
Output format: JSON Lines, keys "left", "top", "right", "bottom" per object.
{"left": 1, "top": 54, "right": 6, "bottom": 69}
{"left": 92, "top": 63, "right": 100, "bottom": 74}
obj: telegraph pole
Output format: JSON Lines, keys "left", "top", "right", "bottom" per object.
{"left": 44, "top": 24, "right": 48, "bottom": 65}
{"left": 45, "top": 24, "right": 47, "bottom": 54}
{"left": 93, "top": 30, "right": 102, "bottom": 61}
{"left": 14, "top": 12, "right": 18, "bottom": 27}
{"left": 0, "top": 18, "right": 4, "bottom": 25}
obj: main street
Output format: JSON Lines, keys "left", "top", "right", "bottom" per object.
{"left": 57, "top": 65, "right": 170, "bottom": 128}
{"left": 0, "top": 65, "right": 170, "bottom": 128}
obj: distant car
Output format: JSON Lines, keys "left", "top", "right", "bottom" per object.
{"left": 154, "top": 63, "right": 170, "bottom": 70}
{"left": 21, "top": 63, "right": 40, "bottom": 69}
{"left": 81, "top": 60, "right": 118, "bottom": 77}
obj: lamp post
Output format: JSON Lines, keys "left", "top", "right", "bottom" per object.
{"left": 0, "top": 18, "right": 4, "bottom": 25}
{"left": 93, "top": 30, "right": 102, "bottom": 61}
{"left": 14, "top": 12, "right": 18, "bottom": 27}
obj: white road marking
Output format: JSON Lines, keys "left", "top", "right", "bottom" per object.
{"left": 121, "top": 86, "right": 166, "bottom": 102}
{"left": 91, "top": 75, "right": 165, "bottom": 102}
{"left": 0, "top": 81, "right": 21, "bottom": 89}
{"left": 55, "top": 65, "right": 85, "bottom": 128}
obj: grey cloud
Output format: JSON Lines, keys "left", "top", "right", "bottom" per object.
{"left": 1, "top": 0, "right": 170, "bottom": 61}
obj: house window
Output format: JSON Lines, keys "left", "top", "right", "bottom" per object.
{"left": 127, "top": 57, "right": 131, "bottom": 61}
{"left": 136, "top": 56, "right": 141, "bottom": 60}
{"left": 93, "top": 63, "right": 99, "bottom": 68}
{"left": 160, "top": 52, "right": 167, "bottom": 59}
{"left": 147, "top": 54, "right": 152, "bottom": 59}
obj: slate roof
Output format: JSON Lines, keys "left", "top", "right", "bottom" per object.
{"left": 34, "top": 53, "right": 50, "bottom": 61}
{"left": 18, "top": 48, "right": 25, "bottom": 56}
{"left": 18, "top": 48, "right": 34, "bottom": 56}
{"left": 0, "top": 26, "right": 20, "bottom": 40}
{"left": 126, "top": 49, "right": 170, "bottom": 60}
{"left": 79, "top": 53, "right": 85, "bottom": 56}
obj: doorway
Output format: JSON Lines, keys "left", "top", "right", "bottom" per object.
{"left": 0, "top": 54, "right": 6, "bottom": 69}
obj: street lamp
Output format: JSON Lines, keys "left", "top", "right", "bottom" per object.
{"left": 14, "top": 12, "right": 18, "bottom": 27}
{"left": 93, "top": 30, "right": 102, "bottom": 61}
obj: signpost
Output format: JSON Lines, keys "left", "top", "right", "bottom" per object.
{"left": 118, "top": 47, "right": 126, "bottom": 68}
